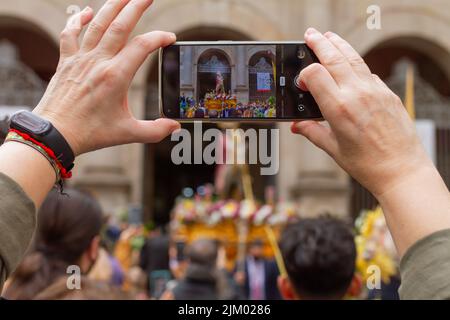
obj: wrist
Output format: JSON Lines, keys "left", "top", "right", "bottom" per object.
{"left": 9, "top": 111, "right": 75, "bottom": 181}
{"left": 376, "top": 164, "right": 450, "bottom": 256}
{"left": 367, "top": 146, "right": 434, "bottom": 199}
{"left": 376, "top": 163, "right": 443, "bottom": 203}
{"left": 0, "top": 141, "right": 56, "bottom": 207}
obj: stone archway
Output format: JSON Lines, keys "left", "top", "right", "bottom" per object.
{"left": 0, "top": 0, "right": 64, "bottom": 44}
{"left": 248, "top": 51, "right": 275, "bottom": 103}
{"left": 196, "top": 49, "right": 232, "bottom": 102}
{"left": 0, "top": 3, "right": 62, "bottom": 141}
{"left": 341, "top": 6, "right": 450, "bottom": 80}
{"left": 0, "top": 17, "right": 59, "bottom": 140}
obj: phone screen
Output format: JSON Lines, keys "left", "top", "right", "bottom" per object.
{"left": 161, "top": 42, "right": 322, "bottom": 120}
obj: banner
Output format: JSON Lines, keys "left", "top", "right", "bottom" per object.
{"left": 416, "top": 119, "right": 436, "bottom": 165}
{"left": 257, "top": 72, "right": 272, "bottom": 92}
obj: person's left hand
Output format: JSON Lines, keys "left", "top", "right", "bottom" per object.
{"left": 34, "top": 0, "right": 180, "bottom": 156}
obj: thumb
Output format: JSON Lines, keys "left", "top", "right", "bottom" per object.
{"left": 134, "top": 118, "right": 181, "bottom": 143}
{"left": 291, "top": 121, "right": 337, "bottom": 155}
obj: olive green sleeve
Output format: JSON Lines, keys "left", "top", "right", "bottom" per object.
{"left": 0, "top": 172, "right": 36, "bottom": 293}
{"left": 399, "top": 229, "right": 450, "bottom": 300}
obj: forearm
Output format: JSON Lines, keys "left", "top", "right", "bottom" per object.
{"left": 0, "top": 152, "right": 40, "bottom": 293}
{"left": 0, "top": 142, "right": 55, "bottom": 208}
{"left": 378, "top": 164, "right": 450, "bottom": 257}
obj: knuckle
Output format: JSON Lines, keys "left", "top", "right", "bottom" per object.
{"left": 351, "top": 86, "right": 375, "bottom": 107}
{"left": 60, "top": 29, "right": 73, "bottom": 40}
{"left": 302, "top": 63, "right": 322, "bottom": 79}
{"left": 334, "top": 97, "right": 347, "bottom": 111}
{"left": 99, "top": 66, "right": 119, "bottom": 86}
{"left": 132, "top": 35, "right": 149, "bottom": 49}
{"left": 348, "top": 55, "right": 365, "bottom": 67}
{"left": 88, "top": 21, "right": 107, "bottom": 35}
{"left": 356, "top": 92, "right": 372, "bottom": 106}
{"left": 335, "top": 102, "right": 353, "bottom": 120}
{"left": 391, "top": 94, "right": 403, "bottom": 106}
{"left": 322, "top": 53, "right": 345, "bottom": 66}
{"left": 57, "top": 57, "right": 71, "bottom": 70}
{"left": 109, "top": 21, "right": 129, "bottom": 34}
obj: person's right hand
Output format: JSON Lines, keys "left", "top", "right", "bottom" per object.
{"left": 291, "top": 28, "right": 432, "bottom": 198}
{"left": 34, "top": 0, "right": 181, "bottom": 156}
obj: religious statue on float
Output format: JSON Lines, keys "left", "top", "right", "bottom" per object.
{"left": 215, "top": 71, "right": 225, "bottom": 96}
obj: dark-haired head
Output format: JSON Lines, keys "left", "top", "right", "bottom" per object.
{"left": 4, "top": 189, "right": 103, "bottom": 300}
{"left": 278, "top": 216, "right": 356, "bottom": 300}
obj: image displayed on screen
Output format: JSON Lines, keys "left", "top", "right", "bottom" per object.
{"left": 179, "top": 45, "right": 277, "bottom": 119}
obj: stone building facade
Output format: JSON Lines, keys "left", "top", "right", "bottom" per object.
{"left": 180, "top": 45, "right": 276, "bottom": 105}
{"left": 0, "top": 0, "right": 449, "bottom": 221}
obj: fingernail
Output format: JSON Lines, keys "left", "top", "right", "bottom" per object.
{"left": 172, "top": 127, "right": 182, "bottom": 135}
{"left": 171, "top": 121, "right": 181, "bottom": 131}
{"left": 83, "top": 6, "right": 92, "bottom": 12}
{"left": 305, "top": 27, "right": 318, "bottom": 37}
{"left": 324, "top": 31, "right": 334, "bottom": 38}
{"left": 169, "top": 32, "right": 177, "bottom": 41}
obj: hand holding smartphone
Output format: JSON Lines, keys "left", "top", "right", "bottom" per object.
{"left": 159, "top": 41, "right": 323, "bottom": 121}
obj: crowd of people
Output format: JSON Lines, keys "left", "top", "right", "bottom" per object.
{"left": 1, "top": 188, "right": 360, "bottom": 301}
{"left": 0, "top": 0, "right": 449, "bottom": 301}
{"left": 180, "top": 93, "right": 276, "bottom": 119}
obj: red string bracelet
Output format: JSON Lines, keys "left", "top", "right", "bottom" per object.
{"left": 9, "top": 128, "right": 72, "bottom": 180}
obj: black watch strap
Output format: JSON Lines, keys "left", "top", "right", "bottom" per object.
{"left": 10, "top": 111, "right": 75, "bottom": 172}
{"left": 42, "top": 125, "right": 75, "bottom": 172}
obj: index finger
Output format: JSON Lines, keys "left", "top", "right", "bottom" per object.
{"left": 98, "top": 0, "right": 153, "bottom": 55}
{"left": 81, "top": 0, "right": 131, "bottom": 51}
{"left": 304, "top": 28, "right": 357, "bottom": 86}
{"left": 114, "top": 31, "right": 176, "bottom": 78}
{"left": 324, "top": 32, "right": 373, "bottom": 81}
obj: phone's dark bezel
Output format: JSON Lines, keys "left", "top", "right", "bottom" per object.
{"left": 160, "top": 41, "right": 323, "bottom": 121}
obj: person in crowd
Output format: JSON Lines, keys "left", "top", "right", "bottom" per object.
{"left": 169, "top": 240, "right": 188, "bottom": 280}
{"left": 89, "top": 242, "right": 125, "bottom": 288}
{"left": 208, "top": 110, "right": 219, "bottom": 118}
{"left": 277, "top": 216, "right": 357, "bottom": 300}
{"left": 139, "top": 226, "right": 171, "bottom": 298}
{"left": 162, "top": 239, "right": 220, "bottom": 300}
{"left": 179, "top": 93, "right": 187, "bottom": 115}
{"left": 124, "top": 266, "right": 149, "bottom": 300}
{"left": 235, "top": 240, "right": 281, "bottom": 300}
{"left": 194, "top": 107, "right": 205, "bottom": 118}
{"left": 3, "top": 189, "right": 103, "bottom": 299}
{"left": 0, "top": 0, "right": 448, "bottom": 300}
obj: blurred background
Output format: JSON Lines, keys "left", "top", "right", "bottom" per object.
{"left": 0, "top": 0, "right": 449, "bottom": 300}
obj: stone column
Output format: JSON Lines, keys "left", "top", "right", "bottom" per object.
{"left": 180, "top": 46, "right": 194, "bottom": 98}
{"left": 235, "top": 45, "right": 249, "bottom": 104}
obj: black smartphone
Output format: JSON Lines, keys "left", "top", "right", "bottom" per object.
{"left": 159, "top": 41, "right": 322, "bottom": 121}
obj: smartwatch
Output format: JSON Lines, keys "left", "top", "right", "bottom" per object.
{"left": 9, "top": 111, "right": 75, "bottom": 172}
